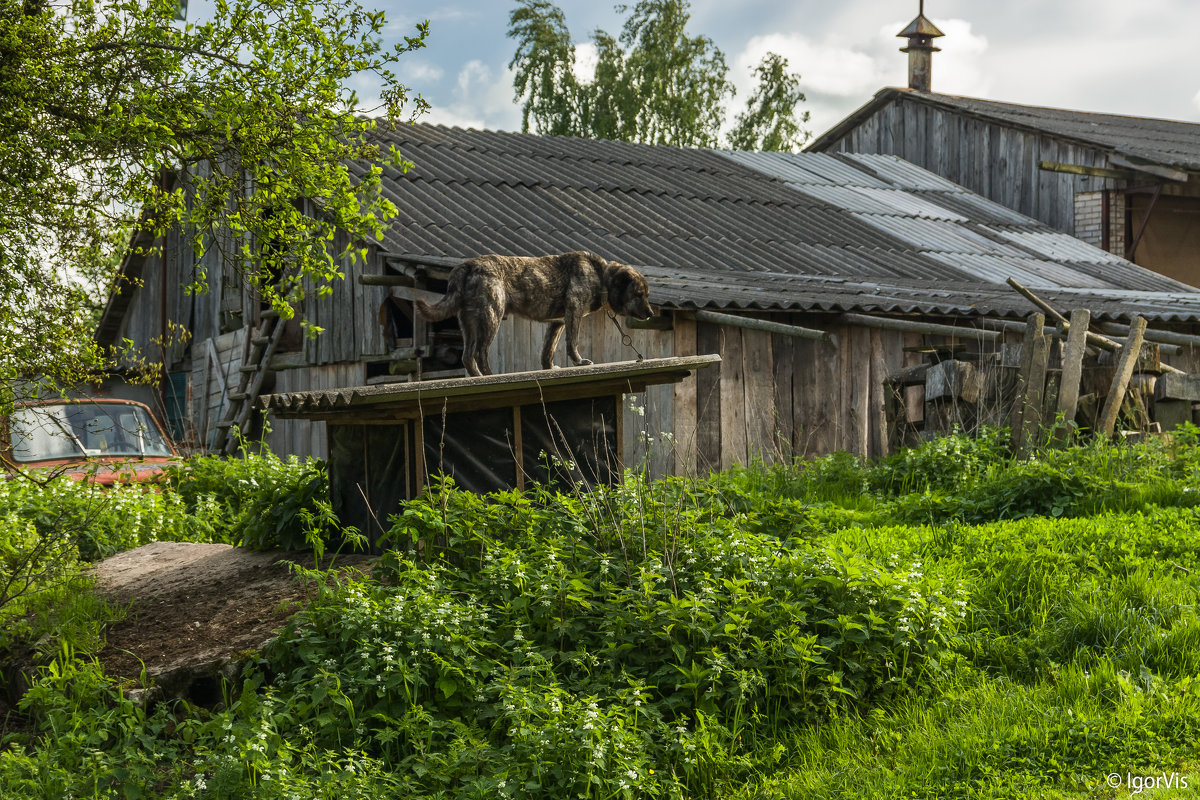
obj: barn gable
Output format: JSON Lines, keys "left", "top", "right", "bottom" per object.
{"left": 808, "top": 88, "right": 1200, "bottom": 286}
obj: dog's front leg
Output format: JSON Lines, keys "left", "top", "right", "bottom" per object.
{"left": 541, "top": 321, "right": 564, "bottom": 369}
{"left": 563, "top": 308, "right": 592, "bottom": 367}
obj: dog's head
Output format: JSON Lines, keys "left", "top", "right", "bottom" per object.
{"left": 609, "top": 265, "right": 655, "bottom": 320}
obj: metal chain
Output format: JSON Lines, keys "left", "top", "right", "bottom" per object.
{"left": 606, "top": 309, "right": 645, "bottom": 362}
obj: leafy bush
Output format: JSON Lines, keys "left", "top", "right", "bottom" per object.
{"left": 870, "top": 427, "right": 1010, "bottom": 496}
{"left": 166, "top": 451, "right": 340, "bottom": 552}
{"left": 8, "top": 433, "right": 1200, "bottom": 798}
{"left": 254, "top": 478, "right": 966, "bottom": 797}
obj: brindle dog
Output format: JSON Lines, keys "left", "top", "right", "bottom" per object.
{"left": 414, "top": 251, "right": 655, "bottom": 377}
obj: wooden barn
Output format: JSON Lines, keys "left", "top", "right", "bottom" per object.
{"left": 96, "top": 122, "right": 1200, "bottom": 485}
{"left": 809, "top": 9, "right": 1200, "bottom": 287}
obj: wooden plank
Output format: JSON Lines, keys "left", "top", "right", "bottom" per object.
{"left": 770, "top": 324, "right": 795, "bottom": 461}
{"left": 1039, "top": 160, "right": 1138, "bottom": 181}
{"left": 868, "top": 328, "right": 889, "bottom": 459}
{"left": 802, "top": 330, "right": 843, "bottom": 458}
{"left": 741, "top": 328, "right": 775, "bottom": 463}
{"left": 1155, "top": 372, "right": 1200, "bottom": 402}
{"left": 648, "top": 330, "right": 674, "bottom": 479}
{"left": 673, "top": 315, "right": 698, "bottom": 475}
{"left": 1154, "top": 399, "right": 1192, "bottom": 431}
{"left": 839, "top": 313, "right": 999, "bottom": 342}
{"left": 790, "top": 336, "right": 816, "bottom": 457}
{"left": 719, "top": 326, "right": 747, "bottom": 469}
{"left": 847, "top": 327, "right": 870, "bottom": 457}
{"left": 1055, "top": 309, "right": 1090, "bottom": 424}
{"left": 690, "top": 309, "right": 834, "bottom": 342}
{"left": 512, "top": 406, "right": 524, "bottom": 491}
{"left": 694, "top": 323, "right": 722, "bottom": 473}
{"left": 926, "top": 360, "right": 982, "bottom": 403}
{"left": 1012, "top": 313, "right": 1046, "bottom": 455}
{"left": 1097, "top": 316, "right": 1148, "bottom": 437}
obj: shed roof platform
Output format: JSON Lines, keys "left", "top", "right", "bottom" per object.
{"left": 259, "top": 355, "right": 722, "bottom": 421}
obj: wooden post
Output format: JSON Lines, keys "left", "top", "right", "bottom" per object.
{"left": 1055, "top": 309, "right": 1090, "bottom": 427}
{"left": 1097, "top": 316, "right": 1148, "bottom": 438}
{"left": 1006, "top": 277, "right": 1183, "bottom": 374}
{"left": 512, "top": 406, "right": 524, "bottom": 491}
{"left": 1013, "top": 313, "right": 1048, "bottom": 456}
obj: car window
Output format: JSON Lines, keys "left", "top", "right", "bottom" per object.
{"left": 10, "top": 403, "right": 174, "bottom": 462}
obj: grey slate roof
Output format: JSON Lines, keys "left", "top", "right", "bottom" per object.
{"left": 809, "top": 88, "right": 1200, "bottom": 172}
{"left": 356, "top": 122, "right": 1200, "bottom": 322}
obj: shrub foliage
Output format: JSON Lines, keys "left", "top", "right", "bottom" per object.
{"left": 3, "top": 430, "right": 1200, "bottom": 798}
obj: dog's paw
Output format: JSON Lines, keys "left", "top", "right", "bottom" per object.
{"left": 577, "top": 358, "right": 593, "bottom": 366}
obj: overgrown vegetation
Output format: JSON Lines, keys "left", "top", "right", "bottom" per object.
{"left": 3, "top": 430, "right": 1200, "bottom": 797}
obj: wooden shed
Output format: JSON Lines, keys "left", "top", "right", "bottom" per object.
{"left": 808, "top": 89, "right": 1200, "bottom": 288}
{"left": 96, "top": 123, "right": 1200, "bottom": 479}
{"left": 260, "top": 355, "right": 717, "bottom": 541}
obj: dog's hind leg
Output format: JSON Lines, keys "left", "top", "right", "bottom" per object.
{"left": 563, "top": 308, "right": 593, "bottom": 367}
{"left": 466, "top": 308, "right": 502, "bottom": 376}
{"left": 459, "top": 315, "right": 486, "bottom": 377}
{"left": 541, "top": 321, "right": 564, "bottom": 369}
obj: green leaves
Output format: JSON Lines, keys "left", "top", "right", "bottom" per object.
{"left": 727, "top": 52, "right": 811, "bottom": 152}
{"left": 0, "top": 0, "right": 429, "bottom": 386}
{"left": 509, "top": 0, "right": 785, "bottom": 149}
{"left": 507, "top": 1, "right": 810, "bottom": 150}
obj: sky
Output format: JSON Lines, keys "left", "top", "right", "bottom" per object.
{"left": 367, "top": 0, "right": 1200, "bottom": 144}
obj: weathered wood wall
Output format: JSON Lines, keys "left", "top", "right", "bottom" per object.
{"left": 187, "top": 328, "right": 246, "bottom": 452}
{"left": 264, "top": 363, "right": 367, "bottom": 457}
{"left": 484, "top": 311, "right": 927, "bottom": 479}
{"left": 820, "top": 96, "right": 1114, "bottom": 235}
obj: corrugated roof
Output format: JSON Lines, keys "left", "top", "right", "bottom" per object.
{"left": 365, "top": 122, "right": 1200, "bottom": 322}
{"left": 810, "top": 89, "right": 1200, "bottom": 172}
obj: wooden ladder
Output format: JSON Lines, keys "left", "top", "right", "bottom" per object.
{"left": 211, "top": 311, "right": 284, "bottom": 454}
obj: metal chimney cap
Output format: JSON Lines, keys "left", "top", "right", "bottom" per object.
{"left": 897, "top": 14, "right": 945, "bottom": 39}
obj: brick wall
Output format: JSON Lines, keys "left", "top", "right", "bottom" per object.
{"left": 1074, "top": 191, "right": 1126, "bottom": 256}
{"left": 1074, "top": 191, "right": 1103, "bottom": 248}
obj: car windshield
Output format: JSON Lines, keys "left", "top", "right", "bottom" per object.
{"left": 10, "top": 402, "right": 174, "bottom": 462}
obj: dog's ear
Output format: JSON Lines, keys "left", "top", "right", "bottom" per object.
{"left": 611, "top": 266, "right": 635, "bottom": 294}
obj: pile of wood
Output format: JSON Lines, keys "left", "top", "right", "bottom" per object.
{"left": 886, "top": 279, "right": 1200, "bottom": 453}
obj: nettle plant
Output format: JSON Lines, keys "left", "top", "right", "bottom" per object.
{"left": 260, "top": 475, "right": 966, "bottom": 797}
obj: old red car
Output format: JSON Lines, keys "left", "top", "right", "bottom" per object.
{"left": 3, "top": 398, "right": 179, "bottom": 485}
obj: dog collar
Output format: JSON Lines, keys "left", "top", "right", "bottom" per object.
{"left": 600, "top": 289, "right": 610, "bottom": 310}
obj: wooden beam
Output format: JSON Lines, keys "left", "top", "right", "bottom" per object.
{"left": 1055, "top": 309, "right": 1090, "bottom": 425}
{"left": 358, "top": 274, "right": 416, "bottom": 287}
{"left": 1099, "top": 321, "right": 1200, "bottom": 349}
{"left": 1155, "top": 372, "right": 1200, "bottom": 403}
{"left": 1038, "top": 160, "right": 1138, "bottom": 181}
{"left": 358, "top": 281, "right": 446, "bottom": 305}
{"left": 1001, "top": 277, "right": 1183, "bottom": 367}
{"left": 512, "top": 405, "right": 524, "bottom": 492}
{"left": 1015, "top": 314, "right": 1050, "bottom": 457}
{"left": 1109, "top": 153, "right": 1190, "bottom": 183}
{"left": 691, "top": 309, "right": 835, "bottom": 343}
{"left": 838, "top": 313, "right": 999, "bottom": 342}
{"left": 887, "top": 362, "right": 930, "bottom": 387}
{"left": 1097, "top": 316, "right": 1148, "bottom": 438}
{"left": 1126, "top": 184, "right": 1163, "bottom": 261}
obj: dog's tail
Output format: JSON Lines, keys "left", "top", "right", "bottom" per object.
{"left": 414, "top": 286, "right": 460, "bottom": 322}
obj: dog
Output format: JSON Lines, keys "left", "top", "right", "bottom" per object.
{"left": 413, "top": 251, "right": 655, "bottom": 377}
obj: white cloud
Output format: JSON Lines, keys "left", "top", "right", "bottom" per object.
{"left": 730, "top": 18, "right": 991, "bottom": 141}
{"left": 924, "top": 18, "right": 991, "bottom": 98}
{"left": 400, "top": 60, "right": 445, "bottom": 84}
{"left": 573, "top": 41, "right": 599, "bottom": 84}
{"left": 422, "top": 60, "right": 522, "bottom": 131}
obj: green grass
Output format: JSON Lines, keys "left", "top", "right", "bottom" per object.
{"left": 3, "top": 430, "right": 1200, "bottom": 797}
